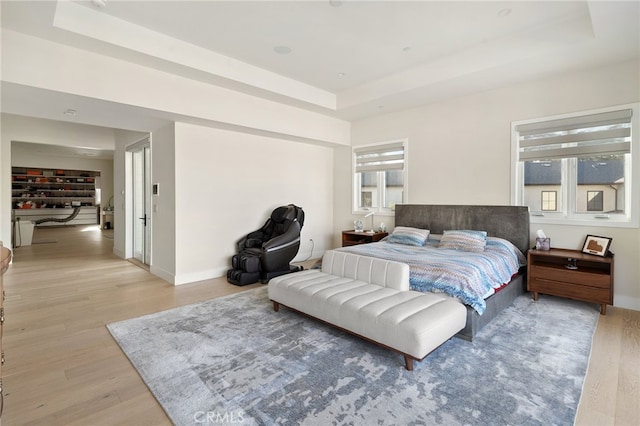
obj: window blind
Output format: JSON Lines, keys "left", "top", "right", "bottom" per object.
{"left": 354, "top": 142, "right": 405, "bottom": 173}
{"left": 517, "top": 109, "right": 632, "bottom": 161}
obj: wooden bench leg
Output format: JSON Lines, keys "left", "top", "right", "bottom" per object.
{"left": 272, "top": 301, "right": 280, "bottom": 312}
{"left": 404, "top": 356, "right": 414, "bottom": 371}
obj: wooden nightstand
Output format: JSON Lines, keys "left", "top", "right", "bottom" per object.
{"left": 342, "top": 230, "right": 388, "bottom": 247}
{"left": 527, "top": 248, "right": 614, "bottom": 315}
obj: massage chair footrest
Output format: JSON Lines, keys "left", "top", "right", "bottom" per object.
{"left": 232, "top": 253, "right": 261, "bottom": 273}
{"left": 226, "top": 269, "right": 260, "bottom": 286}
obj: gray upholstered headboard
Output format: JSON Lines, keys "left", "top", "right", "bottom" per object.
{"left": 395, "top": 204, "right": 530, "bottom": 254}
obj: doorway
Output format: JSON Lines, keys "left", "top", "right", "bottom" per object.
{"left": 127, "top": 139, "right": 151, "bottom": 266}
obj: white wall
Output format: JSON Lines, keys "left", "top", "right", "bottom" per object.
{"left": 341, "top": 59, "right": 640, "bottom": 311}
{"left": 147, "top": 123, "right": 176, "bottom": 282}
{"left": 170, "top": 122, "right": 333, "bottom": 285}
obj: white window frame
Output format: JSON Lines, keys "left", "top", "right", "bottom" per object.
{"left": 352, "top": 139, "right": 408, "bottom": 216}
{"left": 511, "top": 103, "right": 639, "bottom": 228}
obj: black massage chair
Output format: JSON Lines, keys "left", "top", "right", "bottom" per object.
{"left": 227, "top": 204, "right": 305, "bottom": 285}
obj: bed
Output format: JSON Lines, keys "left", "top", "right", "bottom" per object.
{"left": 338, "top": 204, "right": 530, "bottom": 341}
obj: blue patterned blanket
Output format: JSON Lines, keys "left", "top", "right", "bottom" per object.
{"left": 338, "top": 237, "right": 526, "bottom": 315}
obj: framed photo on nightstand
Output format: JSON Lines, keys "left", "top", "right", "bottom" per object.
{"left": 581, "top": 235, "right": 612, "bottom": 257}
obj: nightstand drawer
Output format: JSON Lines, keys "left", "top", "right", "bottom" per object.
{"left": 530, "top": 266, "right": 611, "bottom": 288}
{"left": 529, "top": 278, "right": 612, "bottom": 304}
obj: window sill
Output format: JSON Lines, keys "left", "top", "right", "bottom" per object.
{"left": 530, "top": 215, "right": 638, "bottom": 229}
{"left": 352, "top": 210, "right": 395, "bottom": 217}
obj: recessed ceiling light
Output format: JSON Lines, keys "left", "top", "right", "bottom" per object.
{"left": 498, "top": 8, "right": 511, "bottom": 17}
{"left": 329, "top": 0, "right": 343, "bottom": 7}
{"left": 273, "top": 46, "right": 292, "bottom": 55}
{"left": 377, "top": 105, "right": 385, "bottom": 109}
{"left": 337, "top": 72, "right": 345, "bottom": 77}
{"left": 64, "top": 109, "right": 77, "bottom": 116}
{"left": 91, "top": 0, "right": 107, "bottom": 8}
{"left": 402, "top": 46, "right": 412, "bottom": 52}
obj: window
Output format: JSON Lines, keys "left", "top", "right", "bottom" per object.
{"left": 513, "top": 104, "right": 639, "bottom": 226}
{"left": 586, "top": 191, "right": 603, "bottom": 211}
{"left": 541, "top": 191, "right": 557, "bottom": 211}
{"left": 353, "top": 140, "right": 407, "bottom": 214}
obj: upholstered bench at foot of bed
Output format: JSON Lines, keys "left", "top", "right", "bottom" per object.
{"left": 268, "top": 251, "right": 467, "bottom": 371}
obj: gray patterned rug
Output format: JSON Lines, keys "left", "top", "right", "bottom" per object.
{"left": 107, "top": 286, "right": 598, "bottom": 425}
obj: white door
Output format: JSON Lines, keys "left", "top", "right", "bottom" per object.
{"left": 129, "top": 142, "right": 151, "bottom": 265}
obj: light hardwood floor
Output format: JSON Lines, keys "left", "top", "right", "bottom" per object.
{"left": 2, "top": 225, "right": 638, "bottom": 425}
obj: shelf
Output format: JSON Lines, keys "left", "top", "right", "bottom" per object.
{"left": 528, "top": 248, "right": 612, "bottom": 262}
{"left": 342, "top": 230, "right": 388, "bottom": 247}
{"left": 12, "top": 166, "right": 98, "bottom": 210}
{"left": 533, "top": 262, "right": 611, "bottom": 276}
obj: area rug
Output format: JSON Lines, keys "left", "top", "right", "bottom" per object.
{"left": 107, "top": 286, "right": 598, "bottom": 426}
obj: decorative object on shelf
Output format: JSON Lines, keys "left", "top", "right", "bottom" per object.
{"left": 378, "top": 222, "right": 386, "bottom": 233}
{"left": 581, "top": 234, "right": 612, "bottom": 257}
{"left": 564, "top": 258, "right": 578, "bottom": 270}
{"left": 354, "top": 220, "right": 364, "bottom": 232}
{"left": 535, "top": 229, "right": 550, "bottom": 250}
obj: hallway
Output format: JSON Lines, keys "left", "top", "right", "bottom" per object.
{"left": 3, "top": 225, "right": 257, "bottom": 425}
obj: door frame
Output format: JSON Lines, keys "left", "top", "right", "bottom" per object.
{"left": 125, "top": 137, "right": 151, "bottom": 265}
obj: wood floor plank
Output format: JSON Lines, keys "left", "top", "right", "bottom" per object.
{"left": 1, "top": 225, "right": 637, "bottom": 425}
{"left": 576, "top": 309, "right": 622, "bottom": 424}
{"left": 615, "top": 309, "right": 640, "bottom": 425}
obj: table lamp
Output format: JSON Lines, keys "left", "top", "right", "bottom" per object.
{"left": 364, "top": 211, "right": 374, "bottom": 232}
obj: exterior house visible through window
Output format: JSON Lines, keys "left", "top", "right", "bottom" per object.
{"left": 512, "top": 104, "right": 638, "bottom": 227}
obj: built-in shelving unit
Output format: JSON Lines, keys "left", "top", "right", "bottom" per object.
{"left": 12, "top": 167, "right": 100, "bottom": 226}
